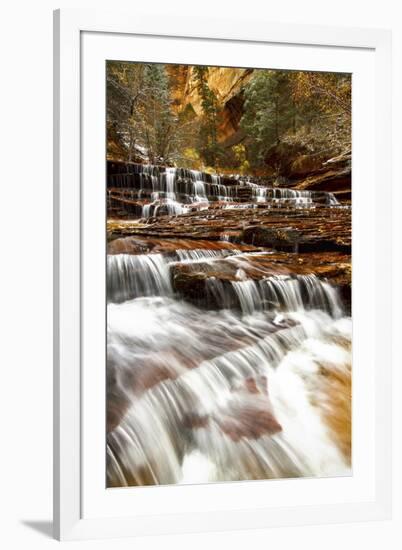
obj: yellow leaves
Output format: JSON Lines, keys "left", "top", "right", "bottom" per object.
{"left": 292, "top": 71, "right": 351, "bottom": 114}
{"left": 232, "top": 143, "right": 247, "bottom": 162}
{"left": 181, "top": 147, "right": 202, "bottom": 170}
{"left": 183, "top": 147, "right": 199, "bottom": 160}
{"left": 240, "top": 160, "right": 251, "bottom": 175}
{"left": 231, "top": 144, "right": 250, "bottom": 174}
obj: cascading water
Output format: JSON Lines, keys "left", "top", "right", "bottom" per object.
{"left": 107, "top": 163, "right": 340, "bottom": 219}
{"left": 106, "top": 162, "right": 350, "bottom": 487}
{"left": 107, "top": 253, "right": 173, "bottom": 303}
{"left": 106, "top": 244, "right": 351, "bottom": 487}
{"left": 165, "top": 167, "right": 176, "bottom": 199}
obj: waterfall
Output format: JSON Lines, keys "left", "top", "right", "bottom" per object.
{"left": 107, "top": 249, "right": 344, "bottom": 312}
{"left": 142, "top": 204, "right": 151, "bottom": 218}
{"left": 190, "top": 169, "right": 205, "bottom": 182}
{"left": 208, "top": 273, "right": 343, "bottom": 317}
{"left": 106, "top": 162, "right": 350, "bottom": 488}
{"left": 253, "top": 187, "right": 267, "bottom": 203}
{"left": 107, "top": 249, "right": 242, "bottom": 302}
{"left": 107, "top": 163, "right": 340, "bottom": 218}
{"left": 175, "top": 249, "right": 236, "bottom": 262}
{"left": 194, "top": 180, "right": 208, "bottom": 202}
{"left": 107, "top": 290, "right": 351, "bottom": 486}
{"left": 106, "top": 241, "right": 351, "bottom": 487}
{"left": 231, "top": 280, "right": 262, "bottom": 315}
{"left": 260, "top": 274, "right": 343, "bottom": 317}
{"left": 107, "top": 253, "right": 172, "bottom": 303}
{"left": 165, "top": 167, "right": 176, "bottom": 199}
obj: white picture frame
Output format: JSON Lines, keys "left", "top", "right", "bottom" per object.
{"left": 53, "top": 8, "right": 392, "bottom": 541}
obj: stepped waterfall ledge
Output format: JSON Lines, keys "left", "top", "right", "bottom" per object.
{"left": 106, "top": 61, "right": 352, "bottom": 487}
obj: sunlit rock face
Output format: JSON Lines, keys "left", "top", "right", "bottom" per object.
{"left": 167, "top": 65, "right": 254, "bottom": 144}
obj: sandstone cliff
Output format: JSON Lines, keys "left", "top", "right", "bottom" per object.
{"left": 167, "top": 65, "right": 254, "bottom": 145}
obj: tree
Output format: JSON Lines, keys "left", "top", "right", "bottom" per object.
{"left": 135, "top": 64, "right": 176, "bottom": 163}
{"left": 107, "top": 62, "right": 199, "bottom": 165}
{"left": 232, "top": 144, "right": 250, "bottom": 174}
{"left": 240, "top": 69, "right": 351, "bottom": 171}
{"left": 106, "top": 62, "right": 351, "bottom": 172}
{"left": 106, "top": 61, "right": 146, "bottom": 161}
{"left": 193, "top": 66, "right": 222, "bottom": 167}
{"left": 291, "top": 71, "right": 351, "bottom": 154}
{"left": 240, "top": 70, "right": 296, "bottom": 168}
{"left": 292, "top": 71, "right": 351, "bottom": 115}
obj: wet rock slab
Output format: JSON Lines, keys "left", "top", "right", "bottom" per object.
{"left": 107, "top": 202, "right": 351, "bottom": 312}
{"left": 108, "top": 204, "right": 351, "bottom": 254}
{"left": 107, "top": 235, "right": 259, "bottom": 255}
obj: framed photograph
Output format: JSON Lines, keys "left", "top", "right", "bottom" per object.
{"left": 53, "top": 8, "right": 392, "bottom": 540}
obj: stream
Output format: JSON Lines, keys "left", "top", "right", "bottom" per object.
{"left": 106, "top": 164, "right": 351, "bottom": 487}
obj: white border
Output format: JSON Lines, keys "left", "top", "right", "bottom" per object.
{"left": 82, "top": 30, "right": 376, "bottom": 519}
{"left": 54, "top": 8, "right": 392, "bottom": 541}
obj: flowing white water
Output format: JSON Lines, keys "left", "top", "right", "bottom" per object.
{"left": 107, "top": 253, "right": 172, "bottom": 302}
{"left": 108, "top": 164, "right": 340, "bottom": 218}
{"left": 106, "top": 246, "right": 351, "bottom": 487}
{"left": 165, "top": 167, "right": 176, "bottom": 199}
{"left": 107, "top": 160, "right": 350, "bottom": 485}
{"left": 194, "top": 180, "right": 209, "bottom": 202}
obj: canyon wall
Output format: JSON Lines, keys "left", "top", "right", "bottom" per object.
{"left": 167, "top": 65, "right": 254, "bottom": 145}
